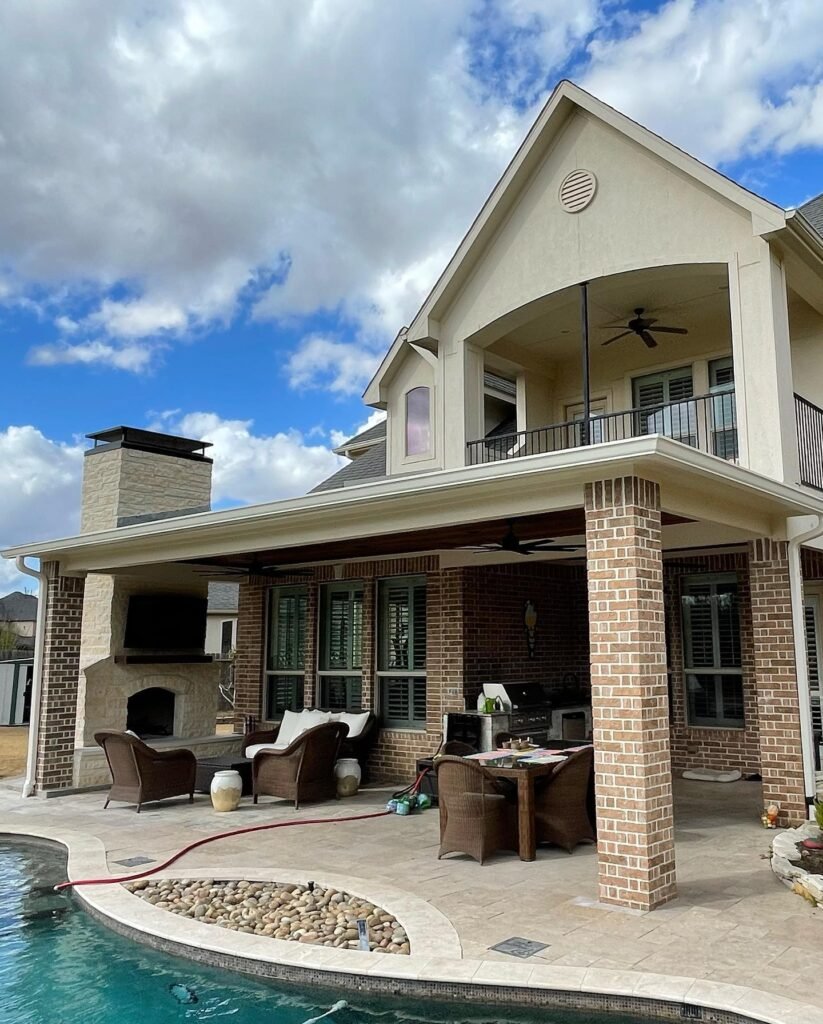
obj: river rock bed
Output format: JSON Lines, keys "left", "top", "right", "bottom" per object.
{"left": 124, "top": 878, "right": 410, "bottom": 954}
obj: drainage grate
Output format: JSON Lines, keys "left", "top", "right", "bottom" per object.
{"left": 112, "top": 856, "right": 156, "bottom": 868}
{"left": 489, "top": 937, "right": 549, "bottom": 959}
{"left": 681, "top": 1005, "right": 703, "bottom": 1020}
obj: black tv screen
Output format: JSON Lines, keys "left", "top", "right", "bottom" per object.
{"left": 124, "top": 595, "right": 207, "bottom": 652}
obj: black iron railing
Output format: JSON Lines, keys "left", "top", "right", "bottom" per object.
{"left": 467, "top": 390, "right": 738, "bottom": 466}
{"left": 796, "top": 394, "right": 823, "bottom": 491}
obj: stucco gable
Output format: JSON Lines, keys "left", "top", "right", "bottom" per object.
{"left": 364, "top": 80, "right": 787, "bottom": 402}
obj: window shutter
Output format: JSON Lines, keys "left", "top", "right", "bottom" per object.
{"left": 715, "top": 583, "right": 741, "bottom": 667}
{"left": 805, "top": 602, "right": 822, "bottom": 733}
{"left": 384, "top": 585, "right": 410, "bottom": 670}
{"left": 635, "top": 378, "right": 666, "bottom": 409}
{"left": 668, "top": 373, "right": 694, "bottom": 403}
{"left": 684, "top": 584, "right": 714, "bottom": 667}
{"left": 412, "top": 679, "right": 427, "bottom": 723}
{"left": 412, "top": 584, "right": 427, "bottom": 670}
{"left": 383, "top": 677, "right": 411, "bottom": 722}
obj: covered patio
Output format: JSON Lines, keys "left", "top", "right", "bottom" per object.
{"left": 2, "top": 769, "right": 821, "bottom": 1021}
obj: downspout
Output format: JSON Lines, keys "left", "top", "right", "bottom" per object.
{"left": 787, "top": 516, "right": 823, "bottom": 818}
{"left": 15, "top": 556, "right": 48, "bottom": 798}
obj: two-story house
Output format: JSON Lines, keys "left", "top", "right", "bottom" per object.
{"left": 7, "top": 81, "right": 823, "bottom": 913}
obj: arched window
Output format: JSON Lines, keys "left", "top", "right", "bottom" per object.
{"left": 405, "top": 386, "right": 430, "bottom": 456}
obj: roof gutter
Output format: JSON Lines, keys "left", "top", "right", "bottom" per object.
{"left": 787, "top": 515, "right": 823, "bottom": 818}
{"left": 783, "top": 209, "right": 823, "bottom": 264}
{"left": 15, "top": 556, "right": 48, "bottom": 798}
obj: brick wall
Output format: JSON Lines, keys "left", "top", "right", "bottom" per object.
{"left": 232, "top": 576, "right": 269, "bottom": 729}
{"left": 36, "top": 562, "right": 85, "bottom": 792}
{"left": 749, "top": 538, "right": 806, "bottom": 825}
{"left": 585, "top": 477, "right": 676, "bottom": 911}
{"left": 462, "top": 562, "right": 589, "bottom": 706}
{"left": 665, "top": 552, "right": 760, "bottom": 776}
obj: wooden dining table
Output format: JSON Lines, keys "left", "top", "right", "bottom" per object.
{"left": 479, "top": 757, "right": 563, "bottom": 862}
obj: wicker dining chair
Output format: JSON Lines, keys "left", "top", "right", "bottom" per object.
{"left": 435, "top": 755, "right": 519, "bottom": 864}
{"left": 533, "top": 747, "right": 596, "bottom": 853}
{"left": 94, "top": 731, "right": 196, "bottom": 813}
{"left": 441, "top": 740, "right": 477, "bottom": 756}
{"left": 252, "top": 722, "right": 348, "bottom": 810}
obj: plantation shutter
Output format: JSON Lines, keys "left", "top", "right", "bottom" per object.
{"left": 684, "top": 583, "right": 714, "bottom": 667}
{"left": 324, "top": 587, "right": 362, "bottom": 670}
{"left": 265, "top": 587, "right": 308, "bottom": 717}
{"left": 377, "top": 577, "right": 427, "bottom": 728}
{"left": 805, "top": 600, "right": 822, "bottom": 735}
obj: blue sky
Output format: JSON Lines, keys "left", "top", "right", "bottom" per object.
{"left": 2, "top": 0, "right": 823, "bottom": 590}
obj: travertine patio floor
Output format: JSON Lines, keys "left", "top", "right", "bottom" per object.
{"left": 2, "top": 773, "right": 822, "bottom": 1020}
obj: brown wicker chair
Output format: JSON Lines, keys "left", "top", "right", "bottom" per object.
{"left": 94, "top": 731, "right": 196, "bottom": 813}
{"left": 494, "top": 730, "right": 515, "bottom": 748}
{"left": 441, "top": 740, "right": 476, "bottom": 756}
{"left": 245, "top": 711, "right": 376, "bottom": 764}
{"left": 533, "top": 747, "right": 596, "bottom": 853}
{"left": 435, "top": 755, "right": 519, "bottom": 864}
{"left": 252, "top": 722, "right": 348, "bottom": 810}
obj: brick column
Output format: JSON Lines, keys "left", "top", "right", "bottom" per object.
{"left": 233, "top": 578, "right": 267, "bottom": 729}
{"left": 426, "top": 568, "right": 466, "bottom": 734}
{"left": 35, "top": 561, "right": 85, "bottom": 792}
{"left": 748, "top": 539, "right": 806, "bottom": 825}
{"left": 585, "top": 477, "right": 676, "bottom": 911}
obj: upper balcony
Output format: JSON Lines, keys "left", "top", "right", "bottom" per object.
{"left": 468, "top": 389, "right": 739, "bottom": 467}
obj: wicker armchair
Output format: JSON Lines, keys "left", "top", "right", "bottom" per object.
{"left": 534, "top": 747, "right": 596, "bottom": 853}
{"left": 435, "top": 755, "right": 519, "bottom": 864}
{"left": 94, "top": 731, "right": 196, "bottom": 813}
{"left": 252, "top": 722, "right": 348, "bottom": 810}
{"left": 245, "top": 711, "right": 376, "bottom": 764}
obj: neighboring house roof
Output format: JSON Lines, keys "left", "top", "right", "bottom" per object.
{"left": 312, "top": 438, "right": 387, "bottom": 493}
{"left": 799, "top": 194, "right": 823, "bottom": 238}
{"left": 0, "top": 591, "right": 37, "bottom": 622}
{"left": 207, "top": 582, "right": 239, "bottom": 613}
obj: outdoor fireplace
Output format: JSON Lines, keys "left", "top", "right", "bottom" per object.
{"left": 126, "top": 686, "right": 175, "bottom": 738}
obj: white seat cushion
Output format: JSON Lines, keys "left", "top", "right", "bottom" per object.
{"left": 245, "top": 742, "right": 288, "bottom": 758}
{"left": 300, "top": 709, "right": 333, "bottom": 730}
{"left": 276, "top": 709, "right": 304, "bottom": 747}
{"left": 339, "top": 711, "right": 370, "bottom": 739}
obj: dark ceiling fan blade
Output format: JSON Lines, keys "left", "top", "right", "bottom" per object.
{"left": 524, "top": 539, "right": 585, "bottom": 553}
{"left": 602, "top": 330, "right": 634, "bottom": 346}
{"left": 647, "top": 325, "right": 688, "bottom": 335}
{"left": 640, "top": 330, "right": 658, "bottom": 348}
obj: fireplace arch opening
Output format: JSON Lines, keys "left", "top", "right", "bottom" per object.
{"left": 126, "top": 687, "right": 175, "bottom": 739}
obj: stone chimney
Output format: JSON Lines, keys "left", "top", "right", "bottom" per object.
{"left": 81, "top": 426, "right": 213, "bottom": 532}
{"left": 74, "top": 426, "right": 222, "bottom": 789}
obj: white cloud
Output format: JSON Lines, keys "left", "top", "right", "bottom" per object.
{"left": 151, "top": 411, "right": 345, "bottom": 505}
{"left": 28, "top": 339, "right": 155, "bottom": 373}
{"left": 87, "top": 298, "right": 188, "bottom": 339}
{"left": 582, "top": 0, "right": 823, "bottom": 165}
{"left": 330, "top": 409, "right": 386, "bottom": 450}
{"left": 286, "top": 334, "right": 384, "bottom": 396}
{"left": 0, "top": 426, "right": 85, "bottom": 591}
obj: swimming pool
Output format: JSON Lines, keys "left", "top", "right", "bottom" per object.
{"left": 0, "top": 839, "right": 675, "bottom": 1024}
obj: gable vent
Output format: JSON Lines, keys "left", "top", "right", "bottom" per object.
{"left": 559, "top": 169, "right": 597, "bottom": 213}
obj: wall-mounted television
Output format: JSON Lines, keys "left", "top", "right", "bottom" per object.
{"left": 123, "top": 595, "right": 208, "bottom": 652}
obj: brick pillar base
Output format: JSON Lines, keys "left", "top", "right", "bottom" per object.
{"left": 585, "top": 477, "right": 676, "bottom": 911}
{"left": 749, "top": 539, "right": 806, "bottom": 825}
{"left": 35, "top": 561, "right": 85, "bottom": 792}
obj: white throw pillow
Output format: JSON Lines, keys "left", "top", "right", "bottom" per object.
{"left": 245, "top": 742, "right": 288, "bottom": 758}
{"left": 276, "top": 709, "right": 303, "bottom": 747}
{"left": 301, "top": 709, "right": 332, "bottom": 731}
{"left": 339, "top": 711, "right": 369, "bottom": 739}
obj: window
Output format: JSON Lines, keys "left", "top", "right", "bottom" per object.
{"left": 567, "top": 399, "right": 608, "bottom": 445}
{"left": 264, "top": 587, "right": 307, "bottom": 718}
{"left": 708, "top": 356, "right": 738, "bottom": 460}
{"left": 633, "top": 367, "right": 695, "bottom": 444}
{"left": 378, "top": 576, "right": 426, "bottom": 729}
{"left": 682, "top": 575, "right": 744, "bottom": 727}
{"left": 405, "top": 387, "right": 431, "bottom": 457}
{"left": 220, "top": 619, "right": 234, "bottom": 656}
{"left": 318, "top": 583, "right": 363, "bottom": 710}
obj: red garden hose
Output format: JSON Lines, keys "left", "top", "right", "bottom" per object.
{"left": 54, "top": 808, "right": 391, "bottom": 892}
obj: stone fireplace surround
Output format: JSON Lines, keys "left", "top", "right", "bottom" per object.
{"left": 72, "top": 574, "right": 241, "bottom": 789}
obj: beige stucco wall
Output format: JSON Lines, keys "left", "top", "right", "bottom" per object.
{"left": 385, "top": 346, "right": 442, "bottom": 475}
{"left": 790, "top": 300, "right": 823, "bottom": 409}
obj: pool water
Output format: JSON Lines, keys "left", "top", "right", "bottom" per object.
{"left": 0, "top": 841, "right": 651, "bottom": 1024}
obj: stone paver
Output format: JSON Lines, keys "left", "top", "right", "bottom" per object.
{"left": 2, "top": 774, "right": 823, "bottom": 1019}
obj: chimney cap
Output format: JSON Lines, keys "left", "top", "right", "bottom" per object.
{"left": 85, "top": 426, "right": 213, "bottom": 462}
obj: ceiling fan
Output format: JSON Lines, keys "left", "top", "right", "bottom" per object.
{"left": 460, "top": 521, "right": 584, "bottom": 557}
{"left": 601, "top": 307, "right": 688, "bottom": 349}
{"left": 193, "top": 562, "right": 312, "bottom": 579}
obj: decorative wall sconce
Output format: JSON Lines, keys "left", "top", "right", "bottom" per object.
{"left": 524, "top": 600, "right": 537, "bottom": 658}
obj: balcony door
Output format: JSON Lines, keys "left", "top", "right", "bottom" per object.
{"left": 633, "top": 366, "right": 695, "bottom": 444}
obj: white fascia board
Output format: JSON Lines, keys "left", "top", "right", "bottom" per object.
{"left": 5, "top": 436, "right": 822, "bottom": 572}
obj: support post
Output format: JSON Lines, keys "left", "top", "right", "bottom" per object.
{"left": 585, "top": 477, "right": 676, "bottom": 911}
{"left": 580, "top": 281, "right": 591, "bottom": 446}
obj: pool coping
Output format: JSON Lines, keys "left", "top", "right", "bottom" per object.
{"left": 3, "top": 824, "right": 822, "bottom": 1024}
